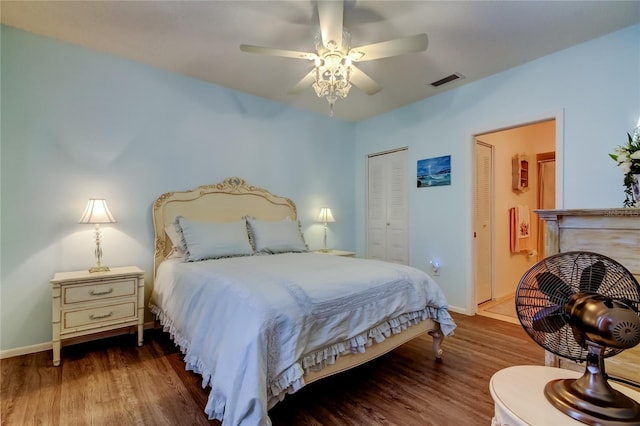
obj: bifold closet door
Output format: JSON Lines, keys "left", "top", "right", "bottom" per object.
{"left": 367, "top": 149, "right": 408, "bottom": 264}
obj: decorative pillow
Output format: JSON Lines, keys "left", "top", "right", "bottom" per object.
{"left": 246, "top": 218, "right": 309, "bottom": 254}
{"left": 163, "top": 223, "right": 187, "bottom": 259}
{"left": 242, "top": 215, "right": 257, "bottom": 251}
{"left": 165, "top": 223, "right": 186, "bottom": 251}
{"left": 174, "top": 216, "right": 254, "bottom": 262}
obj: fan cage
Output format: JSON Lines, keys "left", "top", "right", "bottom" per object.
{"left": 516, "top": 251, "right": 640, "bottom": 362}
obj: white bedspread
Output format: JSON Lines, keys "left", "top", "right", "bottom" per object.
{"left": 149, "top": 253, "right": 456, "bottom": 426}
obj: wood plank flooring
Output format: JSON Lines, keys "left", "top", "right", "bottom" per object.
{"left": 1, "top": 313, "right": 544, "bottom": 426}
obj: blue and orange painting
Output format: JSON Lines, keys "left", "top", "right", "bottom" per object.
{"left": 417, "top": 155, "right": 451, "bottom": 187}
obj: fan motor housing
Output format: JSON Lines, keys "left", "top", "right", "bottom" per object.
{"left": 568, "top": 293, "right": 640, "bottom": 349}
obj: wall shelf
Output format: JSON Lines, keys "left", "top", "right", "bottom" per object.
{"left": 512, "top": 154, "right": 528, "bottom": 192}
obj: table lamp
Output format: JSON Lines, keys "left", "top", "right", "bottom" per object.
{"left": 79, "top": 199, "right": 116, "bottom": 273}
{"left": 317, "top": 207, "right": 335, "bottom": 252}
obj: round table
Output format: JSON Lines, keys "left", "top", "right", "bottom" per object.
{"left": 490, "top": 365, "right": 640, "bottom": 426}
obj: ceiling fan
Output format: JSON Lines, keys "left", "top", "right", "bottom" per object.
{"left": 239, "top": 0, "right": 428, "bottom": 115}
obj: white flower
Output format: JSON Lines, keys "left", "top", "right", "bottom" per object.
{"left": 617, "top": 152, "right": 630, "bottom": 162}
{"left": 610, "top": 129, "right": 640, "bottom": 207}
{"left": 619, "top": 161, "right": 632, "bottom": 174}
{"left": 614, "top": 146, "right": 627, "bottom": 155}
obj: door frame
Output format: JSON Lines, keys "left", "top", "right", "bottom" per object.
{"left": 470, "top": 109, "right": 564, "bottom": 314}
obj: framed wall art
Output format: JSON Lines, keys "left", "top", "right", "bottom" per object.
{"left": 417, "top": 155, "right": 451, "bottom": 187}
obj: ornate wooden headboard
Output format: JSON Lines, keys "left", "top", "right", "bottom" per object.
{"left": 152, "top": 177, "right": 297, "bottom": 277}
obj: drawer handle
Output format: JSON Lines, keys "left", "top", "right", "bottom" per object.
{"left": 89, "top": 288, "right": 114, "bottom": 296}
{"left": 90, "top": 311, "right": 113, "bottom": 320}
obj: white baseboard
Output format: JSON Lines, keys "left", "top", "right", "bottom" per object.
{"left": 0, "top": 342, "right": 53, "bottom": 359}
{"left": 0, "top": 321, "right": 158, "bottom": 360}
{"left": 447, "top": 305, "right": 470, "bottom": 315}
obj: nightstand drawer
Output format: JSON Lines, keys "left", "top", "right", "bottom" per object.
{"left": 62, "top": 301, "right": 136, "bottom": 331}
{"left": 63, "top": 278, "right": 136, "bottom": 305}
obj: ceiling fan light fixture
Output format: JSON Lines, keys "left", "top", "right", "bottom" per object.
{"left": 312, "top": 51, "right": 352, "bottom": 115}
{"left": 315, "top": 29, "right": 351, "bottom": 53}
{"left": 311, "top": 29, "right": 354, "bottom": 114}
{"left": 239, "top": 1, "right": 427, "bottom": 116}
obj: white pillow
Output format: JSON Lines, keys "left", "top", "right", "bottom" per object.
{"left": 175, "top": 216, "right": 254, "bottom": 262}
{"left": 165, "top": 223, "right": 185, "bottom": 249}
{"left": 247, "top": 218, "right": 308, "bottom": 254}
{"left": 164, "top": 223, "right": 186, "bottom": 259}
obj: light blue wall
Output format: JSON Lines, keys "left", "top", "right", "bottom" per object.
{"left": 354, "top": 24, "right": 640, "bottom": 313}
{"left": 0, "top": 26, "right": 355, "bottom": 352}
{"left": 2, "top": 23, "right": 638, "bottom": 353}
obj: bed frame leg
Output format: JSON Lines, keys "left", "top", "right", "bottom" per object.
{"left": 428, "top": 326, "right": 444, "bottom": 359}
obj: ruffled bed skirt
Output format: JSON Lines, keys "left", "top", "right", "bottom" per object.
{"left": 150, "top": 303, "right": 450, "bottom": 421}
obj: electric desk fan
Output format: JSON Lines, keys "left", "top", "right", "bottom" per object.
{"left": 515, "top": 251, "right": 640, "bottom": 424}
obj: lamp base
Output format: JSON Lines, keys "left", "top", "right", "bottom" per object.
{"left": 89, "top": 265, "right": 110, "bottom": 273}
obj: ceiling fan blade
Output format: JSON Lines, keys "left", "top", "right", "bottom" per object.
{"left": 536, "top": 271, "right": 574, "bottom": 306}
{"left": 349, "top": 33, "right": 428, "bottom": 62}
{"left": 349, "top": 66, "right": 381, "bottom": 96}
{"left": 288, "top": 70, "right": 316, "bottom": 95}
{"left": 240, "top": 44, "right": 317, "bottom": 61}
{"left": 318, "top": 0, "right": 344, "bottom": 50}
{"left": 532, "top": 305, "right": 566, "bottom": 333}
{"left": 579, "top": 260, "right": 606, "bottom": 293}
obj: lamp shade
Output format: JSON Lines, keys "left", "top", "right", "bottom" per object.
{"left": 79, "top": 199, "right": 116, "bottom": 224}
{"left": 317, "top": 207, "right": 335, "bottom": 223}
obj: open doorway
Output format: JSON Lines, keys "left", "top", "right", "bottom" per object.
{"left": 474, "top": 119, "right": 557, "bottom": 323}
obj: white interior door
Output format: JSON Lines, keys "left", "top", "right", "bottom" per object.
{"left": 475, "top": 141, "right": 493, "bottom": 304}
{"left": 367, "top": 149, "right": 409, "bottom": 264}
{"left": 367, "top": 155, "right": 387, "bottom": 261}
{"left": 386, "top": 150, "right": 409, "bottom": 264}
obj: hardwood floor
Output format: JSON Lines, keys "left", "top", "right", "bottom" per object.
{"left": 1, "top": 313, "right": 544, "bottom": 426}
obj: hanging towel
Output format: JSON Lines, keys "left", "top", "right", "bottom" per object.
{"left": 517, "top": 205, "right": 530, "bottom": 239}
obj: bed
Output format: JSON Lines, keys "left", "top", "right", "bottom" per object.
{"left": 149, "top": 177, "right": 456, "bottom": 425}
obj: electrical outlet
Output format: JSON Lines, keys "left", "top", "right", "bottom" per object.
{"left": 430, "top": 260, "right": 440, "bottom": 276}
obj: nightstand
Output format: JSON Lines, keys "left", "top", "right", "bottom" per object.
{"left": 314, "top": 249, "right": 356, "bottom": 257}
{"left": 50, "top": 266, "right": 145, "bottom": 366}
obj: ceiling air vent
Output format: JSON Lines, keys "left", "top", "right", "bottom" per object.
{"left": 430, "top": 73, "right": 464, "bottom": 88}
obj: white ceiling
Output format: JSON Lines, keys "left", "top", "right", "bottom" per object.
{"left": 2, "top": 1, "right": 639, "bottom": 121}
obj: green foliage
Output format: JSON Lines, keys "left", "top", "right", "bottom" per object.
{"left": 610, "top": 130, "right": 640, "bottom": 207}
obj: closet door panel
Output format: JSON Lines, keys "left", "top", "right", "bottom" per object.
{"left": 367, "top": 155, "right": 388, "bottom": 260}
{"left": 387, "top": 150, "right": 408, "bottom": 264}
{"left": 367, "top": 149, "right": 408, "bottom": 264}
